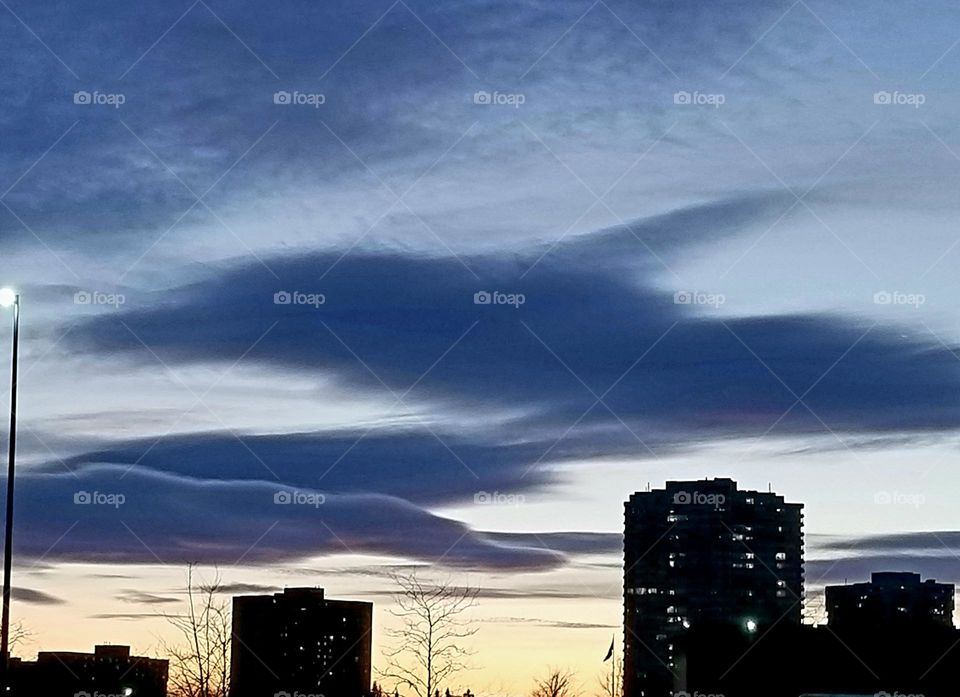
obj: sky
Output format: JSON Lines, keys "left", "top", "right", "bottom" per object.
{"left": 3, "top": 0, "right": 960, "bottom": 693}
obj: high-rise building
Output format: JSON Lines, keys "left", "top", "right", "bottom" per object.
{"left": 8, "top": 644, "right": 168, "bottom": 697}
{"left": 230, "top": 587, "right": 373, "bottom": 697}
{"left": 826, "top": 571, "right": 955, "bottom": 632}
{"left": 623, "top": 478, "right": 803, "bottom": 697}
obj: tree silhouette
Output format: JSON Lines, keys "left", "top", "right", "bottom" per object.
{"left": 7, "top": 620, "right": 31, "bottom": 653}
{"left": 594, "top": 655, "right": 622, "bottom": 697}
{"left": 380, "top": 573, "right": 479, "bottom": 697}
{"left": 162, "top": 564, "right": 231, "bottom": 697}
{"left": 532, "top": 668, "right": 580, "bottom": 697}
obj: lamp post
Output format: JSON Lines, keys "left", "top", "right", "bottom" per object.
{"left": 0, "top": 287, "right": 19, "bottom": 680}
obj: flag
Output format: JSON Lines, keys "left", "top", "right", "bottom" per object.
{"left": 603, "top": 636, "right": 614, "bottom": 662}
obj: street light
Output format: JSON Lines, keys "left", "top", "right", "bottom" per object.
{"left": 0, "top": 288, "right": 18, "bottom": 681}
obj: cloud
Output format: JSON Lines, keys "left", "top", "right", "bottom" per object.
{"left": 2, "top": 0, "right": 907, "bottom": 269}
{"left": 12, "top": 464, "right": 569, "bottom": 570}
{"left": 351, "top": 585, "right": 623, "bottom": 602}
{"left": 484, "top": 532, "right": 622, "bottom": 556}
{"left": 69, "top": 198, "right": 960, "bottom": 446}
{"left": 28, "top": 193, "right": 958, "bottom": 569}
{"left": 818, "top": 530, "right": 960, "bottom": 553}
{"left": 115, "top": 589, "right": 180, "bottom": 605}
{"left": 51, "top": 429, "right": 557, "bottom": 506}
{"left": 808, "top": 531, "right": 960, "bottom": 585}
{"left": 12, "top": 588, "right": 67, "bottom": 605}
{"left": 211, "top": 582, "right": 280, "bottom": 595}
{"left": 807, "top": 555, "right": 960, "bottom": 586}
{"left": 486, "top": 616, "right": 618, "bottom": 630}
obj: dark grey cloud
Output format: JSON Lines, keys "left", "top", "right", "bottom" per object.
{"left": 116, "top": 590, "right": 179, "bottom": 605}
{"left": 12, "top": 587, "right": 67, "bottom": 605}
{"left": 803, "top": 532, "right": 960, "bottom": 586}
{"left": 807, "top": 555, "right": 960, "bottom": 586}
{"left": 351, "top": 585, "right": 622, "bottom": 602}
{"left": 211, "top": 582, "right": 280, "bottom": 595}
{"left": 819, "top": 531, "right": 960, "bottom": 553}
{"left": 24, "top": 191, "right": 957, "bottom": 569}
{"left": 51, "top": 429, "right": 557, "bottom": 506}
{"left": 68, "top": 196, "right": 960, "bottom": 443}
{"left": 85, "top": 572, "right": 137, "bottom": 579}
{"left": 487, "top": 617, "right": 618, "bottom": 630}
{"left": 12, "top": 464, "right": 569, "bottom": 570}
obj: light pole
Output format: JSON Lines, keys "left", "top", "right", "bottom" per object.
{"left": 0, "top": 287, "right": 19, "bottom": 680}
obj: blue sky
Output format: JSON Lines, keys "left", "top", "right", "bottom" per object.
{"left": 3, "top": 0, "right": 960, "bottom": 689}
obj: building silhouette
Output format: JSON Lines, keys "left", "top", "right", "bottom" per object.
{"left": 678, "top": 619, "right": 960, "bottom": 697}
{"left": 8, "top": 644, "right": 168, "bottom": 697}
{"left": 623, "top": 478, "right": 803, "bottom": 697}
{"left": 230, "top": 587, "right": 372, "bottom": 697}
{"left": 679, "top": 572, "right": 960, "bottom": 696}
{"left": 826, "top": 571, "right": 954, "bottom": 632}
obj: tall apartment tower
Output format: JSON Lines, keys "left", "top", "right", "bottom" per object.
{"left": 623, "top": 478, "right": 804, "bottom": 697}
{"left": 230, "top": 587, "right": 373, "bottom": 697}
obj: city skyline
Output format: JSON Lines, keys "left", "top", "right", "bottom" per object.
{"left": 4, "top": 0, "right": 960, "bottom": 693}
{"left": 4, "top": 475, "right": 959, "bottom": 693}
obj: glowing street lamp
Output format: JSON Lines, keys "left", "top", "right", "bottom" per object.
{"left": 0, "top": 288, "right": 18, "bottom": 680}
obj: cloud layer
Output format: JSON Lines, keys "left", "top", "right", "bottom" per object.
{"left": 10, "top": 195, "right": 958, "bottom": 571}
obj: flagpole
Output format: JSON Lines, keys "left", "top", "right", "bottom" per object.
{"left": 610, "top": 635, "right": 615, "bottom": 697}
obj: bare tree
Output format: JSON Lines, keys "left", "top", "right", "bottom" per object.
{"left": 380, "top": 573, "right": 479, "bottom": 697}
{"left": 532, "top": 669, "right": 580, "bottom": 697}
{"left": 8, "top": 620, "right": 31, "bottom": 653}
{"left": 162, "top": 564, "right": 231, "bottom": 697}
{"left": 804, "top": 589, "right": 827, "bottom": 626}
{"left": 594, "top": 657, "right": 622, "bottom": 697}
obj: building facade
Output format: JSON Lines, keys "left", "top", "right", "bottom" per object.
{"left": 230, "top": 587, "right": 373, "bottom": 697}
{"left": 826, "top": 571, "right": 955, "bottom": 632}
{"left": 8, "top": 644, "right": 168, "bottom": 697}
{"left": 623, "top": 478, "right": 803, "bottom": 697}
